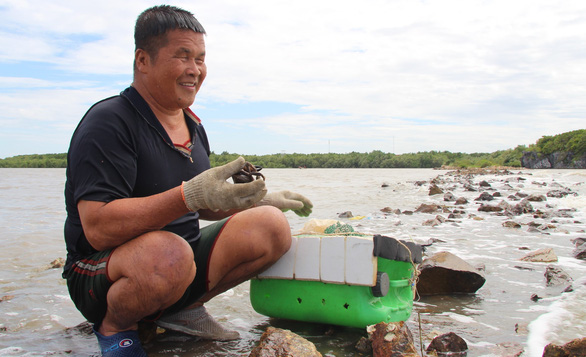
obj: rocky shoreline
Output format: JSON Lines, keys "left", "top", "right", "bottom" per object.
{"left": 55, "top": 167, "right": 585, "bottom": 356}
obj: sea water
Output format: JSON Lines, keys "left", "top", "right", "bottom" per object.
{"left": 0, "top": 168, "right": 584, "bottom": 356}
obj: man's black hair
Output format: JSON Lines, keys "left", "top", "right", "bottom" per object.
{"left": 134, "top": 5, "right": 206, "bottom": 59}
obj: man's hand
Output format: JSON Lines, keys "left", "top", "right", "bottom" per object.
{"left": 182, "top": 157, "right": 267, "bottom": 212}
{"left": 258, "top": 190, "right": 313, "bottom": 217}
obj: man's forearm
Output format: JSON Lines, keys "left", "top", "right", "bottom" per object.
{"left": 79, "top": 186, "right": 189, "bottom": 251}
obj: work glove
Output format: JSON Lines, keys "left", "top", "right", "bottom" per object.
{"left": 182, "top": 157, "right": 267, "bottom": 212}
{"left": 258, "top": 190, "right": 313, "bottom": 217}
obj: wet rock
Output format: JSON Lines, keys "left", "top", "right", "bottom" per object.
{"left": 64, "top": 321, "right": 94, "bottom": 336}
{"left": 355, "top": 336, "right": 372, "bottom": 354}
{"left": 478, "top": 204, "right": 503, "bottom": 212}
{"left": 547, "top": 189, "right": 576, "bottom": 198}
{"left": 545, "top": 265, "right": 573, "bottom": 286}
{"left": 475, "top": 192, "right": 494, "bottom": 201}
{"left": 417, "top": 251, "right": 486, "bottom": 295}
{"left": 49, "top": 258, "right": 65, "bottom": 269}
{"left": 0, "top": 295, "right": 15, "bottom": 303}
{"left": 455, "top": 197, "right": 468, "bottom": 205}
{"left": 520, "top": 248, "right": 558, "bottom": 263}
{"left": 444, "top": 192, "right": 456, "bottom": 201}
{"left": 503, "top": 221, "right": 521, "bottom": 228}
{"left": 249, "top": 327, "right": 322, "bottom": 357}
{"left": 426, "top": 332, "right": 468, "bottom": 356}
{"left": 479, "top": 180, "right": 491, "bottom": 187}
{"left": 338, "top": 211, "right": 353, "bottom": 218}
{"left": 531, "top": 293, "right": 542, "bottom": 302}
{"left": 367, "top": 321, "right": 418, "bottom": 357}
{"left": 512, "top": 199, "right": 534, "bottom": 215}
{"left": 542, "top": 337, "right": 586, "bottom": 357}
{"left": 572, "top": 238, "right": 586, "bottom": 260}
{"left": 415, "top": 203, "right": 440, "bottom": 214}
{"left": 429, "top": 184, "right": 444, "bottom": 196}
{"left": 527, "top": 194, "right": 547, "bottom": 202}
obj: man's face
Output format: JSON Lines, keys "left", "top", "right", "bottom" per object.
{"left": 143, "top": 29, "right": 207, "bottom": 111}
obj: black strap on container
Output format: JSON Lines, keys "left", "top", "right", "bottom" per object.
{"left": 372, "top": 234, "right": 423, "bottom": 264}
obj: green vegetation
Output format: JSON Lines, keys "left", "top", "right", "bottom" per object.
{"left": 1, "top": 129, "right": 583, "bottom": 169}
{"left": 531, "top": 129, "right": 586, "bottom": 156}
{"left": 0, "top": 153, "right": 67, "bottom": 168}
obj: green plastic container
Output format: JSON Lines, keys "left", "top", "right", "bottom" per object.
{"left": 250, "top": 257, "right": 415, "bottom": 328}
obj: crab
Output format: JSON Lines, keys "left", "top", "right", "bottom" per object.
{"left": 232, "top": 162, "right": 265, "bottom": 183}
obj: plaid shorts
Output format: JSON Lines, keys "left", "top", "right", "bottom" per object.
{"left": 63, "top": 217, "right": 232, "bottom": 324}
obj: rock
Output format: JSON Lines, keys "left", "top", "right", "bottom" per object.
{"left": 367, "top": 322, "right": 418, "bottom": 357}
{"left": 475, "top": 192, "right": 494, "bottom": 201}
{"left": 542, "top": 337, "right": 586, "bottom": 357}
{"left": 455, "top": 197, "right": 468, "bottom": 205}
{"left": 547, "top": 189, "right": 575, "bottom": 198}
{"left": 444, "top": 192, "right": 456, "bottom": 201}
{"left": 423, "top": 218, "right": 442, "bottom": 227}
{"left": 503, "top": 221, "right": 521, "bottom": 228}
{"left": 381, "top": 207, "right": 393, "bottom": 213}
{"left": 478, "top": 204, "right": 503, "bottom": 212}
{"left": 417, "top": 251, "right": 486, "bottom": 295}
{"left": 64, "top": 321, "right": 94, "bottom": 336}
{"left": 521, "top": 150, "right": 586, "bottom": 169}
{"left": 338, "top": 211, "right": 353, "bottom": 218}
{"left": 355, "top": 336, "right": 372, "bottom": 354}
{"left": 512, "top": 199, "right": 534, "bottom": 215}
{"left": 49, "top": 258, "right": 65, "bottom": 269}
{"left": 0, "top": 295, "right": 15, "bottom": 303}
{"left": 479, "top": 180, "right": 491, "bottom": 187}
{"left": 520, "top": 248, "right": 558, "bottom": 263}
{"left": 426, "top": 332, "right": 468, "bottom": 356}
{"left": 544, "top": 265, "right": 573, "bottom": 286}
{"left": 415, "top": 203, "right": 440, "bottom": 214}
{"left": 527, "top": 194, "right": 547, "bottom": 202}
{"left": 429, "top": 184, "right": 444, "bottom": 196}
{"left": 249, "top": 327, "right": 322, "bottom": 357}
{"left": 572, "top": 238, "right": 586, "bottom": 260}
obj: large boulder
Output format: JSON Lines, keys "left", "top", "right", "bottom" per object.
{"left": 543, "top": 337, "right": 586, "bottom": 357}
{"left": 417, "top": 251, "right": 486, "bottom": 295}
{"left": 249, "top": 327, "right": 322, "bottom": 357}
{"left": 367, "top": 322, "right": 418, "bottom": 357}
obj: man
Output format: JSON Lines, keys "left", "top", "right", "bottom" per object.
{"left": 63, "top": 5, "right": 312, "bottom": 356}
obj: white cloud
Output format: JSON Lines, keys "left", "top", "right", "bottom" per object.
{"left": 0, "top": 0, "right": 585, "bottom": 157}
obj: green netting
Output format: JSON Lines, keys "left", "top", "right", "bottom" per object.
{"left": 324, "top": 221, "right": 355, "bottom": 234}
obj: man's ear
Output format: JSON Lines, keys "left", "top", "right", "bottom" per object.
{"left": 134, "top": 49, "right": 150, "bottom": 73}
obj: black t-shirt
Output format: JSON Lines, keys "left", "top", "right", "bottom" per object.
{"left": 63, "top": 86, "right": 211, "bottom": 272}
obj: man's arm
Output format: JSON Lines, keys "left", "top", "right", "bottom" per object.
{"left": 78, "top": 187, "right": 188, "bottom": 251}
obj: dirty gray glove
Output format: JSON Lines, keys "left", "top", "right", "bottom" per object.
{"left": 182, "top": 157, "right": 267, "bottom": 212}
{"left": 258, "top": 190, "right": 313, "bottom": 217}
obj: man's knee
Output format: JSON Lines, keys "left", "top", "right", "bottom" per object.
{"left": 254, "top": 206, "right": 292, "bottom": 258}
{"left": 125, "top": 231, "right": 196, "bottom": 293}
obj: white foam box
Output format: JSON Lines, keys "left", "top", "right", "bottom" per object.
{"left": 320, "top": 236, "right": 346, "bottom": 284}
{"left": 345, "top": 236, "right": 377, "bottom": 286}
{"left": 293, "top": 235, "right": 321, "bottom": 281}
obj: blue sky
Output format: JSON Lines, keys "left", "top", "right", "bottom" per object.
{"left": 1, "top": 0, "right": 585, "bottom": 158}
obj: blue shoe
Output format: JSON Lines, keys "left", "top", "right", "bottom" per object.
{"left": 94, "top": 327, "right": 147, "bottom": 357}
